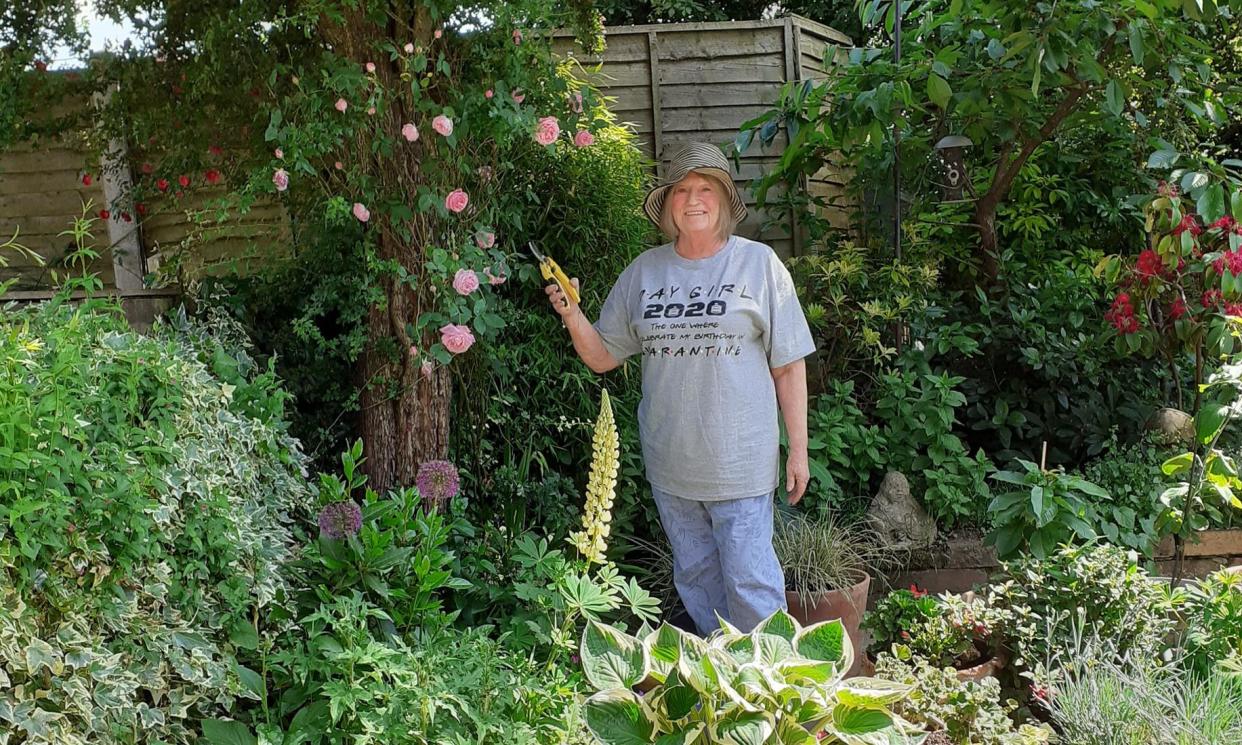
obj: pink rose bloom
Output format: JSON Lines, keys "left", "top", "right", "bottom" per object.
{"left": 445, "top": 189, "right": 469, "bottom": 213}
{"left": 485, "top": 89, "right": 493, "bottom": 99}
{"left": 402, "top": 123, "right": 419, "bottom": 141}
{"left": 365, "top": 62, "right": 376, "bottom": 73}
{"left": 434, "top": 29, "right": 443, "bottom": 39}
{"left": 513, "top": 29, "right": 523, "bottom": 44}
{"left": 404, "top": 42, "right": 414, "bottom": 53}
{"left": 570, "top": 92, "right": 583, "bottom": 113}
{"left": 453, "top": 268, "right": 480, "bottom": 295}
{"left": 409, "top": 344, "right": 418, "bottom": 358}
{"left": 432, "top": 115, "right": 453, "bottom": 136}
{"left": 488, "top": 269, "right": 507, "bottom": 286}
{"left": 573, "top": 130, "right": 595, "bottom": 148}
{"left": 475, "top": 231, "right": 495, "bottom": 249}
{"left": 274, "top": 147, "right": 284, "bottom": 159}
{"left": 440, "top": 323, "right": 475, "bottom": 354}
{"left": 534, "top": 116, "right": 561, "bottom": 146}
{"left": 335, "top": 161, "right": 344, "bottom": 170}
{"left": 421, "top": 359, "right": 434, "bottom": 377}
{"left": 367, "top": 106, "right": 376, "bottom": 116}
{"left": 272, "top": 168, "right": 289, "bottom": 192}
{"left": 511, "top": 89, "right": 525, "bottom": 104}
{"left": 335, "top": 98, "right": 348, "bottom": 112}
{"left": 352, "top": 202, "right": 370, "bottom": 222}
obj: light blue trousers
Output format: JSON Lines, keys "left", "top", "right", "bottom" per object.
{"left": 651, "top": 486, "right": 787, "bottom": 635}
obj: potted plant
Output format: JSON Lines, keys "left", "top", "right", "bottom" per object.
{"left": 863, "top": 588, "right": 1011, "bottom": 682}
{"left": 773, "top": 510, "right": 896, "bottom": 676}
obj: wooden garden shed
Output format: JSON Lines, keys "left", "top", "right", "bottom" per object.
{"left": 552, "top": 14, "right": 853, "bottom": 259}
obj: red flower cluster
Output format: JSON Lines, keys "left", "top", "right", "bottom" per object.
{"left": 908, "top": 584, "right": 927, "bottom": 598}
{"left": 1170, "top": 297, "right": 1188, "bottom": 320}
{"left": 1203, "top": 289, "right": 1224, "bottom": 309}
{"left": 1214, "top": 250, "right": 1242, "bottom": 277}
{"left": 1213, "top": 216, "right": 1238, "bottom": 232}
{"left": 1106, "top": 293, "right": 1140, "bottom": 334}
{"left": 1158, "top": 180, "right": 1181, "bottom": 198}
{"left": 1227, "top": 302, "right": 1242, "bottom": 318}
{"left": 1135, "top": 249, "right": 1165, "bottom": 281}
{"left": 1172, "top": 213, "right": 1203, "bottom": 237}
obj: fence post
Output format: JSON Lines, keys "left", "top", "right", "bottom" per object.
{"left": 92, "top": 83, "right": 144, "bottom": 290}
{"left": 647, "top": 31, "right": 664, "bottom": 177}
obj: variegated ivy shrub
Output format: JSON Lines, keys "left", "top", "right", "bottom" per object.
{"left": 579, "top": 610, "right": 927, "bottom": 745}
{"left": 0, "top": 299, "right": 311, "bottom": 745}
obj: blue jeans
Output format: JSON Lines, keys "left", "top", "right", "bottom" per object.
{"left": 651, "top": 486, "right": 787, "bottom": 635}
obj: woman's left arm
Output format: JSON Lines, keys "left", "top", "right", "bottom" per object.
{"left": 772, "top": 359, "right": 809, "bottom": 505}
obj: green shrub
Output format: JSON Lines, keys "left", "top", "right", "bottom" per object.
{"left": 0, "top": 299, "right": 312, "bottom": 744}
{"left": 799, "top": 380, "right": 889, "bottom": 517}
{"left": 1180, "top": 569, "right": 1242, "bottom": 677}
{"left": 865, "top": 590, "right": 1010, "bottom": 669}
{"left": 1076, "top": 435, "right": 1178, "bottom": 554}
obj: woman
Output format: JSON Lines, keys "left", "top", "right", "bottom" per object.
{"left": 546, "top": 142, "right": 814, "bottom": 634}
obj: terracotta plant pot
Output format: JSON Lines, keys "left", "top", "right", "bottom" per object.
{"left": 786, "top": 573, "right": 871, "bottom": 677}
{"left": 954, "top": 650, "right": 1007, "bottom": 683}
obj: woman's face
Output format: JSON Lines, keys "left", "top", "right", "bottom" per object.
{"left": 667, "top": 172, "right": 721, "bottom": 238}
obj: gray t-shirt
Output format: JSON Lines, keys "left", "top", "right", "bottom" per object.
{"left": 593, "top": 235, "right": 816, "bottom": 501}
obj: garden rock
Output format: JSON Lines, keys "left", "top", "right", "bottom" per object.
{"left": 1147, "top": 407, "right": 1195, "bottom": 445}
{"left": 867, "top": 471, "right": 937, "bottom": 550}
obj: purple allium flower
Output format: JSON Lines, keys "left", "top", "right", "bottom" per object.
{"left": 415, "top": 459, "right": 460, "bottom": 507}
{"left": 318, "top": 500, "right": 362, "bottom": 539}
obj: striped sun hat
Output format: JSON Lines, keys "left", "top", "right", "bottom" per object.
{"left": 642, "top": 142, "right": 748, "bottom": 227}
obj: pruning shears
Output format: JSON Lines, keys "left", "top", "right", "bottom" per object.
{"left": 529, "top": 242, "right": 580, "bottom": 306}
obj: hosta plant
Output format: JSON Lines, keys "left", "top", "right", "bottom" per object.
{"left": 579, "top": 610, "right": 926, "bottom": 745}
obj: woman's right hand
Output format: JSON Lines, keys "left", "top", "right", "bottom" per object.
{"left": 545, "top": 278, "right": 581, "bottom": 321}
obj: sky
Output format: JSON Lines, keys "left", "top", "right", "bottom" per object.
{"left": 50, "top": 1, "right": 138, "bottom": 68}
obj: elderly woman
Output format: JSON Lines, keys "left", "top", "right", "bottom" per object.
{"left": 546, "top": 142, "right": 814, "bottom": 634}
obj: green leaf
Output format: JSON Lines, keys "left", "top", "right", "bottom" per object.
{"left": 794, "top": 618, "right": 850, "bottom": 669}
{"left": 1129, "top": 23, "right": 1145, "bottom": 64}
{"left": 229, "top": 620, "right": 260, "bottom": 651}
{"left": 202, "top": 720, "right": 257, "bottom": 745}
{"left": 1147, "top": 149, "right": 1180, "bottom": 169}
{"left": 583, "top": 690, "right": 655, "bottom": 745}
{"left": 752, "top": 632, "right": 795, "bottom": 666}
{"left": 1199, "top": 184, "right": 1227, "bottom": 224}
{"left": 927, "top": 73, "right": 952, "bottom": 109}
{"left": 714, "top": 711, "right": 774, "bottom": 745}
{"left": 235, "top": 665, "right": 265, "bottom": 699}
{"left": 754, "top": 609, "right": 799, "bottom": 640}
{"left": 659, "top": 670, "right": 701, "bottom": 721}
{"left": 835, "top": 678, "right": 915, "bottom": 709}
{"left": 1105, "top": 80, "right": 1125, "bottom": 116}
{"left": 644, "top": 622, "right": 683, "bottom": 680}
{"left": 1196, "top": 404, "right": 1229, "bottom": 445}
{"left": 581, "top": 621, "right": 648, "bottom": 690}
{"left": 828, "top": 705, "right": 896, "bottom": 738}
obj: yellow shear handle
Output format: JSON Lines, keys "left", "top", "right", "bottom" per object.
{"left": 541, "top": 257, "right": 580, "bottom": 306}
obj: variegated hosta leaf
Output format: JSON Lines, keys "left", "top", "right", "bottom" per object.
{"left": 834, "top": 678, "right": 916, "bottom": 709}
{"left": 645, "top": 622, "right": 684, "bottom": 682}
{"left": 677, "top": 633, "right": 716, "bottom": 695}
{"left": 777, "top": 659, "right": 837, "bottom": 685}
{"left": 713, "top": 710, "right": 774, "bottom": 745}
{"left": 583, "top": 689, "right": 656, "bottom": 745}
{"left": 719, "top": 633, "right": 755, "bottom": 665}
{"left": 774, "top": 716, "right": 819, "bottom": 745}
{"left": 581, "top": 620, "right": 648, "bottom": 690}
{"left": 654, "top": 669, "right": 701, "bottom": 722}
{"left": 825, "top": 705, "right": 902, "bottom": 745}
{"left": 752, "top": 631, "right": 795, "bottom": 667}
{"left": 653, "top": 723, "right": 706, "bottom": 745}
{"left": 794, "top": 619, "right": 853, "bottom": 674}
{"left": 754, "top": 609, "right": 800, "bottom": 640}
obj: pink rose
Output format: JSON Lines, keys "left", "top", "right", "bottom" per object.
{"left": 511, "top": 89, "right": 525, "bottom": 104}
{"left": 485, "top": 89, "right": 494, "bottom": 99}
{"left": 570, "top": 92, "right": 583, "bottom": 113}
{"left": 409, "top": 344, "right": 418, "bottom": 358}
{"left": 274, "top": 147, "right": 284, "bottom": 159}
{"left": 434, "top": 29, "right": 443, "bottom": 39}
{"left": 453, "top": 268, "right": 480, "bottom": 295}
{"left": 272, "top": 168, "right": 289, "bottom": 192}
{"left": 365, "top": 62, "right": 376, "bottom": 73}
{"left": 421, "top": 359, "right": 434, "bottom": 377}
{"left": 440, "top": 323, "right": 475, "bottom": 355}
{"left": 487, "top": 268, "right": 507, "bottom": 286}
{"left": 445, "top": 189, "right": 469, "bottom": 213}
{"left": 367, "top": 106, "right": 376, "bottom": 116}
{"left": 402, "top": 123, "right": 419, "bottom": 141}
{"left": 335, "top": 161, "right": 344, "bottom": 170}
{"left": 352, "top": 202, "right": 370, "bottom": 222}
{"left": 534, "top": 116, "right": 561, "bottom": 146}
{"left": 432, "top": 115, "right": 453, "bottom": 136}
{"left": 513, "top": 29, "right": 523, "bottom": 44}
{"left": 335, "top": 98, "right": 348, "bottom": 112}
{"left": 573, "top": 130, "right": 595, "bottom": 148}
{"left": 404, "top": 42, "right": 414, "bottom": 53}
{"left": 475, "top": 231, "right": 495, "bottom": 248}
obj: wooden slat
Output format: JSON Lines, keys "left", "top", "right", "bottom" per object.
{"left": 577, "top": 60, "right": 650, "bottom": 87}
{"left": 655, "top": 28, "right": 785, "bottom": 62}
{"left": 554, "top": 32, "right": 651, "bottom": 64}
{"left": 661, "top": 105, "right": 773, "bottom": 134}
{"left": 602, "top": 84, "right": 653, "bottom": 112}
{"left": 660, "top": 57, "right": 786, "bottom": 85}
{"left": 658, "top": 82, "right": 783, "bottom": 110}
{"left": 792, "top": 16, "right": 855, "bottom": 46}
{"left": 0, "top": 148, "right": 91, "bottom": 174}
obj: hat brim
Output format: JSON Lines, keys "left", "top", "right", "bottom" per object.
{"left": 643, "top": 166, "right": 748, "bottom": 229}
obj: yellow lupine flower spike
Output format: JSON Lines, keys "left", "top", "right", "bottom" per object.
{"left": 572, "top": 389, "right": 619, "bottom": 564}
